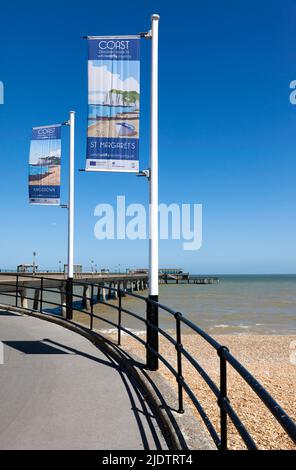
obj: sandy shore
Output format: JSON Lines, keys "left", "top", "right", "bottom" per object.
{"left": 29, "top": 165, "right": 60, "bottom": 186}
{"left": 101, "top": 331, "right": 296, "bottom": 450}
{"left": 88, "top": 116, "right": 139, "bottom": 138}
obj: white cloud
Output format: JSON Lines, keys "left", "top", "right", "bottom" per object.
{"left": 88, "top": 63, "right": 139, "bottom": 102}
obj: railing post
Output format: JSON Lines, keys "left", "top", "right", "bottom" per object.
{"left": 218, "top": 345, "right": 229, "bottom": 450}
{"left": 90, "top": 283, "right": 94, "bottom": 330}
{"left": 146, "top": 297, "right": 159, "bottom": 371}
{"left": 39, "top": 277, "right": 43, "bottom": 313}
{"left": 118, "top": 288, "right": 122, "bottom": 346}
{"left": 175, "top": 312, "right": 184, "bottom": 414}
{"left": 66, "top": 277, "right": 73, "bottom": 320}
{"left": 15, "top": 274, "right": 19, "bottom": 307}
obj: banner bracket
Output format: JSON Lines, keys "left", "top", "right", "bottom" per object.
{"left": 136, "top": 169, "right": 150, "bottom": 179}
{"left": 139, "top": 31, "right": 152, "bottom": 39}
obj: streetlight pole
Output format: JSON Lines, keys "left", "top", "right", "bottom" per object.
{"left": 147, "top": 14, "right": 160, "bottom": 371}
{"left": 66, "top": 110, "right": 75, "bottom": 319}
{"left": 32, "top": 251, "right": 37, "bottom": 274}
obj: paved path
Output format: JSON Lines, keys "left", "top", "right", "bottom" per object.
{"left": 0, "top": 310, "right": 168, "bottom": 450}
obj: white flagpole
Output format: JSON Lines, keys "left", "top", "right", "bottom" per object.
{"left": 68, "top": 111, "right": 75, "bottom": 280}
{"left": 147, "top": 14, "right": 160, "bottom": 370}
{"left": 149, "top": 14, "right": 159, "bottom": 298}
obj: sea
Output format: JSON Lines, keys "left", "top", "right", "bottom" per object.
{"left": 154, "top": 275, "right": 296, "bottom": 335}
{"left": 1, "top": 275, "right": 295, "bottom": 335}
{"left": 88, "top": 104, "right": 135, "bottom": 119}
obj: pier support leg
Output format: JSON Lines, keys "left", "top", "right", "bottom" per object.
{"left": 119, "top": 282, "right": 124, "bottom": 297}
{"left": 113, "top": 283, "right": 118, "bottom": 299}
{"left": 61, "top": 286, "right": 67, "bottom": 318}
{"left": 20, "top": 288, "right": 28, "bottom": 309}
{"left": 33, "top": 289, "right": 40, "bottom": 311}
{"left": 101, "top": 284, "right": 107, "bottom": 302}
{"left": 122, "top": 281, "right": 127, "bottom": 296}
{"left": 108, "top": 282, "right": 112, "bottom": 300}
{"left": 82, "top": 285, "right": 91, "bottom": 311}
{"left": 97, "top": 285, "right": 101, "bottom": 301}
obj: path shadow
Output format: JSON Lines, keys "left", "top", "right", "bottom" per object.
{"left": 0, "top": 311, "right": 19, "bottom": 317}
{"left": 3, "top": 340, "right": 71, "bottom": 355}
{"left": 3, "top": 331, "right": 176, "bottom": 449}
{"left": 44, "top": 337, "right": 169, "bottom": 450}
{"left": 95, "top": 335, "right": 189, "bottom": 450}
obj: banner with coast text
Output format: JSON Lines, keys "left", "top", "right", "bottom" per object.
{"left": 29, "top": 124, "right": 61, "bottom": 205}
{"left": 86, "top": 36, "right": 140, "bottom": 172}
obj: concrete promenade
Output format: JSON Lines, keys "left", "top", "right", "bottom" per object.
{"left": 0, "top": 309, "right": 168, "bottom": 450}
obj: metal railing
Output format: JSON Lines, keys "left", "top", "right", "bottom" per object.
{"left": 0, "top": 273, "right": 295, "bottom": 450}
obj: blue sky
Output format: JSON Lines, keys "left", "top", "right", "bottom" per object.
{"left": 0, "top": 0, "right": 295, "bottom": 273}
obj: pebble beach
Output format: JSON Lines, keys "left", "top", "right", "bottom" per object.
{"left": 106, "top": 332, "right": 296, "bottom": 450}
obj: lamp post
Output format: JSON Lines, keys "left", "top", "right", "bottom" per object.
{"left": 66, "top": 110, "right": 75, "bottom": 320}
{"left": 147, "top": 14, "right": 160, "bottom": 371}
{"left": 32, "top": 251, "right": 37, "bottom": 274}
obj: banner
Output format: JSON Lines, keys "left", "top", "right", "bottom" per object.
{"left": 86, "top": 36, "right": 140, "bottom": 172}
{"left": 29, "top": 124, "right": 61, "bottom": 205}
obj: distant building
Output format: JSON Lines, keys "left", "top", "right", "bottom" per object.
{"left": 37, "top": 156, "right": 60, "bottom": 165}
{"left": 132, "top": 268, "right": 184, "bottom": 275}
{"left": 64, "top": 264, "right": 83, "bottom": 275}
{"left": 17, "top": 264, "right": 38, "bottom": 273}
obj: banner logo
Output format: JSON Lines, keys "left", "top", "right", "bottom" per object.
{"left": 86, "top": 36, "right": 140, "bottom": 173}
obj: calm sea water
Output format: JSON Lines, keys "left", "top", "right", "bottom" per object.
{"left": 155, "top": 275, "right": 296, "bottom": 334}
{"left": 88, "top": 104, "right": 135, "bottom": 118}
{"left": 1, "top": 275, "right": 295, "bottom": 335}
{"left": 29, "top": 165, "right": 49, "bottom": 176}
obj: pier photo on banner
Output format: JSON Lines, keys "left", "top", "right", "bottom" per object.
{"left": 28, "top": 124, "right": 61, "bottom": 205}
{"left": 86, "top": 36, "right": 140, "bottom": 172}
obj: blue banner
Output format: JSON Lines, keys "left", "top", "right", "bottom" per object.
{"left": 29, "top": 124, "right": 61, "bottom": 205}
{"left": 86, "top": 36, "right": 140, "bottom": 172}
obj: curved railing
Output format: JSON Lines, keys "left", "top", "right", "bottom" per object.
{"left": 0, "top": 273, "right": 295, "bottom": 450}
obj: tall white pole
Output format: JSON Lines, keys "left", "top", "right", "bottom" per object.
{"left": 68, "top": 110, "right": 75, "bottom": 279}
{"left": 147, "top": 14, "right": 160, "bottom": 371}
{"left": 149, "top": 14, "right": 159, "bottom": 299}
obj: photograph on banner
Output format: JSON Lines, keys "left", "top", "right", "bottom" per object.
{"left": 28, "top": 124, "right": 61, "bottom": 205}
{"left": 86, "top": 36, "right": 140, "bottom": 172}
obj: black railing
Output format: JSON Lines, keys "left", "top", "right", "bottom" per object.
{"left": 0, "top": 272, "right": 295, "bottom": 450}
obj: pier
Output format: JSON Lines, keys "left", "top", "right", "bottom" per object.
{"left": 159, "top": 273, "right": 219, "bottom": 284}
{"left": 0, "top": 273, "right": 149, "bottom": 315}
{"left": 0, "top": 270, "right": 219, "bottom": 314}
